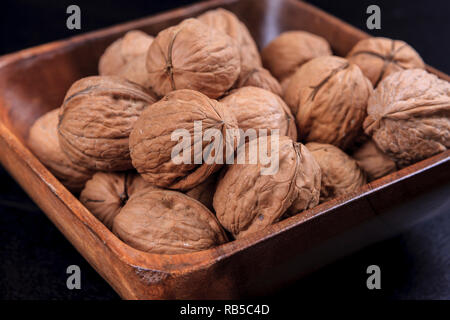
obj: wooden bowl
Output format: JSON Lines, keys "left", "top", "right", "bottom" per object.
{"left": 0, "top": 0, "right": 448, "bottom": 299}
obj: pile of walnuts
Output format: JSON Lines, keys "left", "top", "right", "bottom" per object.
{"left": 27, "top": 9, "right": 450, "bottom": 255}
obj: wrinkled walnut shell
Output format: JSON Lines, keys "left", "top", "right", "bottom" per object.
{"left": 352, "top": 140, "right": 397, "bottom": 181}
{"left": 221, "top": 86, "right": 297, "bottom": 141}
{"left": 235, "top": 67, "right": 282, "bottom": 96}
{"left": 261, "top": 31, "right": 332, "bottom": 81}
{"left": 363, "top": 69, "right": 450, "bottom": 167}
{"left": 58, "top": 76, "right": 156, "bottom": 171}
{"left": 284, "top": 56, "right": 373, "bottom": 149}
{"left": 185, "top": 173, "right": 218, "bottom": 212}
{"left": 347, "top": 37, "right": 425, "bottom": 87}
{"left": 146, "top": 18, "right": 240, "bottom": 99}
{"left": 306, "top": 142, "right": 366, "bottom": 203}
{"left": 130, "top": 89, "right": 239, "bottom": 190}
{"left": 113, "top": 189, "right": 228, "bottom": 254}
{"left": 28, "top": 109, "right": 93, "bottom": 192}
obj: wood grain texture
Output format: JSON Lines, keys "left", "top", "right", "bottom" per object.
{"left": 0, "top": 0, "right": 448, "bottom": 299}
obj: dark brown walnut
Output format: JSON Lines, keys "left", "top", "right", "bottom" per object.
{"left": 221, "top": 86, "right": 297, "bottom": 141}
{"left": 363, "top": 69, "right": 450, "bottom": 167}
{"left": 261, "top": 31, "right": 332, "bottom": 82}
{"left": 347, "top": 37, "right": 425, "bottom": 87}
{"left": 146, "top": 18, "right": 240, "bottom": 99}
{"left": 352, "top": 140, "right": 397, "bottom": 181}
{"left": 214, "top": 136, "right": 321, "bottom": 238}
{"left": 58, "top": 76, "right": 156, "bottom": 171}
{"left": 235, "top": 67, "right": 282, "bottom": 96}
{"left": 130, "top": 89, "right": 239, "bottom": 191}
{"left": 80, "top": 172, "right": 153, "bottom": 229}
{"left": 197, "top": 8, "right": 262, "bottom": 80}
{"left": 284, "top": 56, "right": 373, "bottom": 150}
{"left": 99, "top": 30, "right": 155, "bottom": 88}
{"left": 306, "top": 142, "right": 366, "bottom": 203}
{"left": 185, "top": 173, "right": 218, "bottom": 211}
{"left": 113, "top": 189, "right": 228, "bottom": 254}
{"left": 28, "top": 109, "right": 94, "bottom": 192}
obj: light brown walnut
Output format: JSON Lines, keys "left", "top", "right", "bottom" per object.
{"left": 235, "top": 67, "right": 282, "bottom": 96}
{"left": 352, "top": 140, "right": 397, "bottom": 181}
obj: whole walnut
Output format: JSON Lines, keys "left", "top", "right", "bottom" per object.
{"left": 220, "top": 86, "right": 297, "bottom": 141}
{"left": 80, "top": 172, "right": 153, "bottom": 229}
{"left": 185, "top": 173, "right": 218, "bottom": 211}
{"left": 261, "top": 31, "right": 332, "bottom": 81}
{"left": 58, "top": 76, "right": 156, "bottom": 171}
{"left": 28, "top": 109, "right": 93, "bottom": 192}
{"left": 113, "top": 189, "right": 228, "bottom": 254}
{"left": 235, "top": 67, "right": 282, "bottom": 96}
{"left": 214, "top": 136, "right": 321, "bottom": 238}
{"left": 306, "top": 142, "right": 366, "bottom": 203}
{"left": 129, "top": 89, "right": 239, "bottom": 191}
{"left": 99, "top": 30, "right": 155, "bottom": 88}
{"left": 197, "top": 8, "right": 262, "bottom": 79}
{"left": 284, "top": 56, "right": 373, "bottom": 150}
{"left": 352, "top": 140, "right": 397, "bottom": 181}
{"left": 363, "top": 69, "right": 450, "bottom": 167}
{"left": 347, "top": 37, "right": 425, "bottom": 87}
{"left": 146, "top": 18, "right": 240, "bottom": 99}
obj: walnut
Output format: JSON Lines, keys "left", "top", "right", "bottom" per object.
{"left": 220, "top": 86, "right": 297, "bottom": 141}
{"left": 347, "top": 37, "right": 425, "bottom": 87}
{"left": 146, "top": 18, "right": 240, "bottom": 99}
{"left": 129, "top": 89, "right": 239, "bottom": 191}
{"left": 352, "top": 140, "right": 397, "bottom": 181}
{"left": 99, "top": 30, "right": 155, "bottom": 88}
{"left": 80, "top": 172, "right": 153, "bottom": 229}
{"left": 214, "top": 136, "right": 321, "bottom": 238}
{"left": 113, "top": 189, "right": 228, "bottom": 254}
{"left": 363, "top": 69, "right": 450, "bottom": 167}
{"left": 185, "top": 173, "right": 218, "bottom": 211}
{"left": 306, "top": 142, "right": 366, "bottom": 203}
{"left": 284, "top": 56, "right": 373, "bottom": 150}
{"left": 58, "top": 76, "right": 156, "bottom": 171}
{"left": 235, "top": 67, "right": 282, "bottom": 96}
{"left": 261, "top": 31, "right": 332, "bottom": 81}
{"left": 28, "top": 109, "right": 93, "bottom": 192}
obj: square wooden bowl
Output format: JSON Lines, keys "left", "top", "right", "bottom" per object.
{"left": 0, "top": 0, "right": 448, "bottom": 299}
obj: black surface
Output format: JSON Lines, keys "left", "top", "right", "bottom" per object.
{"left": 0, "top": 0, "right": 449, "bottom": 300}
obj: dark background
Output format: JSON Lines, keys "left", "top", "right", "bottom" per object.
{"left": 0, "top": 0, "right": 449, "bottom": 300}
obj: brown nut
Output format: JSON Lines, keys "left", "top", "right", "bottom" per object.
{"left": 80, "top": 172, "right": 153, "bottom": 229}
{"left": 347, "top": 37, "right": 425, "bottom": 87}
{"left": 363, "top": 69, "right": 450, "bottom": 167}
{"left": 235, "top": 67, "right": 282, "bottom": 96}
{"left": 306, "top": 142, "right": 366, "bottom": 203}
{"left": 146, "top": 18, "right": 240, "bottom": 99}
{"left": 214, "top": 136, "right": 321, "bottom": 238}
{"left": 221, "top": 86, "right": 297, "bottom": 141}
{"left": 185, "top": 173, "right": 218, "bottom": 212}
{"left": 261, "top": 31, "right": 332, "bottom": 81}
{"left": 113, "top": 189, "right": 228, "bottom": 254}
{"left": 130, "top": 89, "right": 239, "bottom": 191}
{"left": 28, "top": 109, "right": 94, "bottom": 192}
{"left": 99, "top": 30, "right": 155, "bottom": 88}
{"left": 58, "top": 76, "right": 156, "bottom": 171}
{"left": 284, "top": 56, "right": 373, "bottom": 150}
{"left": 352, "top": 140, "right": 397, "bottom": 181}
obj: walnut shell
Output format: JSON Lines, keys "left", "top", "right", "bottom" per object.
{"left": 284, "top": 56, "right": 373, "bottom": 150}
{"left": 28, "top": 109, "right": 93, "bottom": 192}
{"left": 235, "top": 67, "right": 282, "bottom": 96}
{"left": 352, "top": 140, "right": 397, "bottom": 181}
{"left": 80, "top": 172, "right": 153, "bottom": 229}
{"left": 130, "top": 89, "right": 239, "bottom": 190}
{"left": 347, "top": 37, "right": 425, "bottom": 87}
{"left": 306, "top": 142, "right": 366, "bottom": 203}
{"left": 113, "top": 189, "right": 228, "bottom": 254}
{"left": 99, "top": 30, "right": 155, "bottom": 88}
{"left": 146, "top": 18, "right": 240, "bottom": 99}
{"left": 198, "top": 8, "right": 261, "bottom": 74}
{"left": 214, "top": 136, "right": 321, "bottom": 238}
{"left": 58, "top": 76, "right": 156, "bottom": 171}
{"left": 363, "top": 69, "right": 450, "bottom": 167}
{"left": 221, "top": 86, "right": 297, "bottom": 141}
{"left": 185, "top": 173, "right": 218, "bottom": 211}
{"left": 261, "top": 31, "right": 332, "bottom": 81}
